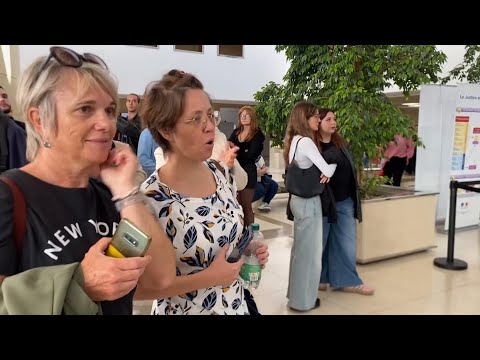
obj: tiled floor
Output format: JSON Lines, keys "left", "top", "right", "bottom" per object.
{"left": 134, "top": 191, "right": 480, "bottom": 315}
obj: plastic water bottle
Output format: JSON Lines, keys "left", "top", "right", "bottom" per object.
{"left": 240, "top": 223, "right": 264, "bottom": 290}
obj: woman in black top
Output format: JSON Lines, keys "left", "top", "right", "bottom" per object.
{"left": 317, "top": 108, "right": 374, "bottom": 296}
{"left": 229, "top": 106, "right": 265, "bottom": 226}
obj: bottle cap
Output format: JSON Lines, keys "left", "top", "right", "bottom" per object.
{"left": 251, "top": 223, "right": 260, "bottom": 231}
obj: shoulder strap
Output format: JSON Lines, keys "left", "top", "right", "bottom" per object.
{"left": 292, "top": 136, "right": 304, "bottom": 161}
{"left": 0, "top": 176, "right": 26, "bottom": 251}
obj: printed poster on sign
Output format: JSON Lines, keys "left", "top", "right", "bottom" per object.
{"left": 445, "top": 83, "right": 480, "bottom": 230}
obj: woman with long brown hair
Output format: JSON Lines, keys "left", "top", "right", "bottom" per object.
{"left": 229, "top": 106, "right": 265, "bottom": 226}
{"left": 284, "top": 101, "right": 337, "bottom": 311}
{"left": 316, "top": 108, "right": 374, "bottom": 295}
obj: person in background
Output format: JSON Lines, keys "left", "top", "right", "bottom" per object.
{"left": 0, "top": 46, "right": 176, "bottom": 315}
{"left": 382, "top": 134, "right": 414, "bottom": 186}
{"left": 138, "top": 69, "right": 269, "bottom": 315}
{"left": 0, "top": 85, "right": 26, "bottom": 130}
{"left": 404, "top": 134, "right": 417, "bottom": 175}
{"left": 317, "top": 108, "right": 374, "bottom": 296}
{"left": 116, "top": 93, "right": 142, "bottom": 153}
{"left": 0, "top": 86, "right": 27, "bottom": 174}
{"left": 284, "top": 101, "right": 336, "bottom": 312}
{"left": 229, "top": 106, "right": 265, "bottom": 226}
{"left": 137, "top": 127, "right": 159, "bottom": 177}
{"left": 253, "top": 155, "right": 278, "bottom": 212}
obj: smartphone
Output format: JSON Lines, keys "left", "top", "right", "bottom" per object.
{"left": 106, "top": 219, "right": 152, "bottom": 258}
{"left": 226, "top": 225, "right": 253, "bottom": 263}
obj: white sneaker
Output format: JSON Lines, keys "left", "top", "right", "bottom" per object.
{"left": 258, "top": 202, "right": 271, "bottom": 212}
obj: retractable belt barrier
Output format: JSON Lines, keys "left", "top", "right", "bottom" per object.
{"left": 433, "top": 180, "right": 480, "bottom": 270}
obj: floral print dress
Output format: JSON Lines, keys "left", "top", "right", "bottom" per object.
{"left": 142, "top": 160, "right": 251, "bottom": 315}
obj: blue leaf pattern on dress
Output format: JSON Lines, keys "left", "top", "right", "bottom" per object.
{"left": 195, "top": 246, "right": 206, "bottom": 266}
{"left": 207, "top": 247, "right": 213, "bottom": 266}
{"left": 228, "top": 223, "right": 238, "bottom": 244}
{"left": 217, "top": 235, "right": 229, "bottom": 247}
{"left": 195, "top": 206, "right": 210, "bottom": 216}
{"left": 203, "top": 226, "right": 214, "bottom": 243}
{"left": 202, "top": 291, "right": 217, "bottom": 311}
{"left": 231, "top": 298, "right": 241, "bottom": 310}
{"left": 180, "top": 256, "right": 200, "bottom": 267}
{"left": 179, "top": 290, "right": 198, "bottom": 301}
{"left": 159, "top": 203, "right": 172, "bottom": 218}
{"left": 201, "top": 220, "right": 215, "bottom": 228}
{"left": 166, "top": 219, "right": 177, "bottom": 243}
{"left": 228, "top": 198, "right": 240, "bottom": 209}
{"left": 183, "top": 225, "right": 197, "bottom": 253}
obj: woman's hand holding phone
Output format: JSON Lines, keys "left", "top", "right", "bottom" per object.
{"left": 81, "top": 237, "right": 152, "bottom": 301}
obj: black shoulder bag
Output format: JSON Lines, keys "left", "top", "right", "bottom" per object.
{"left": 285, "top": 137, "right": 325, "bottom": 198}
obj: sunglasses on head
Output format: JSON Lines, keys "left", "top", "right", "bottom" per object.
{"left": 32, "top": 46, "right": 108, "bottom": 85}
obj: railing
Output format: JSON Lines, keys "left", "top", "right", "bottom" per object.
{"left": 433, "top": 179, "right": 480, "bottom": 270}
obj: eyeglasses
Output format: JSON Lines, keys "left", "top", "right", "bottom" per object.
{"left": 32, "top": 46, "right": 109, "bottom": 85}
{"left": 184, "top": 113, "right": 217, "bottom": 128}
{"left": 240, "top": 114, "right": 252, "bottom": 120}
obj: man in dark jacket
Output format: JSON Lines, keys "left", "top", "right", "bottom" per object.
{"left": 116, "top": 93, "right": 142, "bottom": 153}
{"left": 0, "top": 86, "right": 27, "bottom": 174}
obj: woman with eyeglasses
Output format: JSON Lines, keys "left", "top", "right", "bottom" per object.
{"left": 138, "top": 70, "right": 269, "bottom": 315}
{"left": 151, "top": 76, "right": 248, "bottom": 191}
{"left": 284, "top": 101, "right": 337, "bottom": 312}
{"left": 0, "top": 46, "right": 176, "bottom": 315}
{"left": 228, "top": 106, "right": 265, "bottom": 226}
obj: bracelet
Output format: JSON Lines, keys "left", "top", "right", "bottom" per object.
{"left": 115, "top": 192, "right": 148, "bottom": 212}
{"left": 111, "top": 186, "right": 139, "bottom": 202}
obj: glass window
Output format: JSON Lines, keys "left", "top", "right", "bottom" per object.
{"left": 174, "top": 45, "right": 203, "bottom": 53}
{"left": 218, "top": 45, "right": 243, "bottom": 57}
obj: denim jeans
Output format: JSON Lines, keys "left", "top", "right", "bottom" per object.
{"left": 320, "top": 197, "right": 362, "bottom": 289}
{"left": 287, "top": 195, "right": 323, "bottom": 311}
{"left": 252, "top": 176, "right": 279, "bottom": 204}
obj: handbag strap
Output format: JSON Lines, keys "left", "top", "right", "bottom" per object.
{"left": 0, "top": 176, "right": 27, "bottom": 251}
{"left": 292, "top": 137, "right": 304, "bottom": 162}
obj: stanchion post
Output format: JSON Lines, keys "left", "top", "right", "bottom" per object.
{"left": 433, "top": 180, "right": 468, "bottom": 270}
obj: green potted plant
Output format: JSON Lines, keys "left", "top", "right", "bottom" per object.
{"left": 254, "top": 45, "right": 447, "bottom": 198}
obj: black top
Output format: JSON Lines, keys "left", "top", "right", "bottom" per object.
{"left": 116, "top": 114, "right": 142, "bottom": 153}
{"left": 320, "top": 141, "right": 355, "bottom": 202}
{"left": 0, "top": 114, "right": 27, "bottom": 174}
{"left": 229, "top": 130, "right": 265, "bottom": 189}
{"left": 0, "top": 169, "right": 133, "bottom": 315}
{"left": 229, "top": 130, "right": 265, "bottom": 166}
